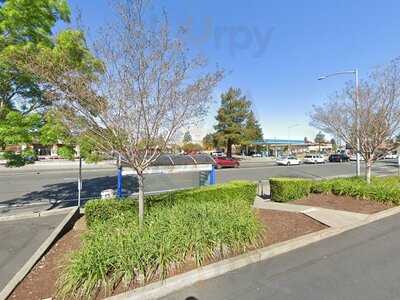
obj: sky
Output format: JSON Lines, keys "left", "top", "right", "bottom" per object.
{"left": 60, "top": 0, "right": 400, "bottom": 142}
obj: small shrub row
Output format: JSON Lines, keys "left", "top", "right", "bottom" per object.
{"left": 270, "top": 176, "right": 400, "bottom": 205}
{"left": 85, "top": 181, "right": 257, "bottom": 227}
{"left": 59, "top": 181, "right": 261, "bottom": 298}
{"left": 269, "top": 178, "right": 312, "bottom": 202}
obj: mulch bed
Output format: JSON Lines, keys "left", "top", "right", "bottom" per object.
{"left": 292, "top": 193, "right": 394, "bottom": 214}
{"left": 8, "top": 210, "right": 326, "bottom": 300}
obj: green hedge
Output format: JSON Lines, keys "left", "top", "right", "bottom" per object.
{"left": 85, "top": 181, "right": 257, "bottom": 227}
{"left": 60, "top": 181, "right": 261, "bottom": 298}
{"left": 270, "top": 176, "right": 400, "bottom": 205}
{"left": 269, "top": 178, "right": 312, "bottom": 202}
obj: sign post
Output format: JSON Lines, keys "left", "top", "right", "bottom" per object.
{"left": 78, "top": 156, "right": 82, "bottom": 209}
{"left": 117, "top": 154, "right": 123, "bottom": 198}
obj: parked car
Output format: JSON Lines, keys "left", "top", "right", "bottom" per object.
{"left": 211, "top": 151, "right": 225, "bottom": 157}
{"left": 303, "top": 155, "right": 325, "bottom": 164}
{"left": 276, "top": 156, "right": 300, "bottom": 166}
{"left": 329, "top": 153, "right": 349, "bottom": 162}
{"left": 349, "top": 154, "right": 365, "bottom": 161}
{"left": 252, "top": 153, "right": 262, "bottom": 157}
{"left": 213, "top": 156, "right": 240, "bottom": 169}
{"left": 384, "top": 153, "right": 398, "bottom": 159}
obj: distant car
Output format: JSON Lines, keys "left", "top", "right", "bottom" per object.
{"left": 349, "top": 154, "right": 365, "bottom": 161}
{"left": 329, "top": 154, "right": 349, "bottom": 162}
{"left": 211, "top": 151, "right": 225, "bottom": 157}
{"left": 213, "top": 156, "right": 240, "bottom": 169}
{"left": 252, "top": 153, "right": 262, "bottom": 157}
{"left": 276, "top": 156, "right": 300, "bottom": 166}
{"left": 303, "top": 155, "right": 325, "bottom": 164}
{"left": 384, "top": 153, "right": 398, "bottom": 159}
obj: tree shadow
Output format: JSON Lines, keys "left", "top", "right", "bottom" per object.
{"left": 2, "top": 175, "right": 138, "bottom": 209}
{"left": 2, "top": 172, "right": 202, "bottom": 210}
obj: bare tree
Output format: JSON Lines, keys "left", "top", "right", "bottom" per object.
{"left": 310, "top": 58, "right": 400, "bottom": 183}
{"left": 17, "top": 0, "right": 223, "bottom": 225}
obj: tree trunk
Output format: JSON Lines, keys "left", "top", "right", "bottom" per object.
{"left": 137, "top": 172, "right": 145, "bottom": 227}
{"left": 365, "top": 160, "right": 372, "bottom": 184}
{"left": 226, "top": 139, "right": 232, "bottom": 158}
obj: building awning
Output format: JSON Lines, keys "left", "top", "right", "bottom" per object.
{"left": 252, "top": 139, "right": 307, "bottom": 146}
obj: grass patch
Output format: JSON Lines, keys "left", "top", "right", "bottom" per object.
{"left": 59, "top": 181, "right": 261, "bottom": 298}
{"left": 270, "top": 176, "right": 400, "bottom": 205}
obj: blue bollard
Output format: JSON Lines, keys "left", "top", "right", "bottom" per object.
{"left": 209, "top": 165, "right": 216, "bottom": 185}
{"left": 117, "top": 167, "right": 123, "bottom": 198}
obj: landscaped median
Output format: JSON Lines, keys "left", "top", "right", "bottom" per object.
{"left": 270, "top": 176, "right": 400, "bottom": 213}
{"left": 9, "top": 181, "right": 326, "bottom": 300}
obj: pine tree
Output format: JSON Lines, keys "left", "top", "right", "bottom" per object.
{"left": 182, "top": 131, "right": 192, "bottom": 144}
{"left": 315, "top": 131, "right": 326, "bottom": 152}
{"left": 214, "top": 88, "right": 251, "bottom": 157}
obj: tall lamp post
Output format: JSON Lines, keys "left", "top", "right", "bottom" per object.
{"left": 318, "top": 69, "right": 361, "bottom": 177}
{"left": 288, "top": 124, "right": 300, "bottom": 154}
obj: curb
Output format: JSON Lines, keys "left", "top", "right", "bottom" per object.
{"left": 0, "top": 207, "right": 80, "bottom": 300}
{"left": 106, "top": 206, "right": 400, "bottom": 300}
{"left": 0, "top": 207, "right": 75, "bottom": 222}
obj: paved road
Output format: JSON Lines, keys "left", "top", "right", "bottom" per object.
{"left": 0, "top": 160, "right": 398, "bottom": 214}
{"left": 162, "top": 213, "right": 400, "bottom": 300}
{"left": 0, "top": 213, "right": 67, "bottom": 293}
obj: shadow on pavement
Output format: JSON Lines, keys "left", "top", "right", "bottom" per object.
{"left": 1, "top": 175, "right": 138, "bottom": 209}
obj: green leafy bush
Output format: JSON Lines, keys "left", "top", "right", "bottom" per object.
{"left": 85, "top": 181, "right": 257, "bottom": 227}
{"left": 3, "top": 150, "right": 36, "bottom": 167}
{"left": 313, "top": 176, "right": 400, "bottom": 205}
{"left": 85, "top": 198, "right": 137, "bottom": 228}
{"left": 57, "top": 145, "right": 76, "bottom": 160}
{"left": 310, "top": 180, "right": 334, "bottom": 194}
{"left": 269, "top": 178, "right": 312, "bottom": 202}
{"left": 59, "top": 181, "right": 261, "bottom": 298}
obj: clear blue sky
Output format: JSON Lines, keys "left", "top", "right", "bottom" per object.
{"left": 62, "top": 0, "right": 400, "bottom": 142}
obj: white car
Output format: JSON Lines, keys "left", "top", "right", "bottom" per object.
{"left": 303, "top": 155, "right": 325, "bottom": 164}
{"left": 349, "top": 154, "right": 365, "bottom": 161}
{"left": 252, "top": 153, "right": 262, "bottom": 157}
{"left": 276, "top": 156, "right": 301, "bottom": 166}
{"left": 384, "top": 153, "right": 398, "bottom": 159}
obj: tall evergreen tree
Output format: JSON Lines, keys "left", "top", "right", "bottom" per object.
{"left": 182, "top": 131, "right": 192, "bottom": 144}
{"left": 214, "top": 88, "right": 251, "bottom": 157}
{"left": 315, "top": 131, "right": 326, "bottom": 152}
{"left": 244, "top": 111, "right": 263, "bottom": 142}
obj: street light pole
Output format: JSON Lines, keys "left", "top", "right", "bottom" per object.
{"left": 318, "top": 69, "right": 361, "bottom": 177}
{"left": 354, "top": 69, "right": 361, "bottom": 177}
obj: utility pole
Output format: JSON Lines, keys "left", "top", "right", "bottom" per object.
{"left": 318, "top": 69, "right": 361, "bottom": 176}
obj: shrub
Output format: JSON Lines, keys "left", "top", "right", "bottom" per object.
{"left": 59, "top": 182, "right": 261, "bottom": 298}
{"left": 85, "top": 181, "right": 257, "bottom": 227}
{"left": 85, "top": 198, "right": 137, "bottom": 228}
{"left": 3, "top": 150, "right": 36, "bottom": 167}
{"left": 310, "top": 180, "right": 332, "bottom": 194}
{"left": 57, "top": 145, "right": 76, "bottom": 160}
{"left": 269, "top": 178, "right": 312, "bottom": 202}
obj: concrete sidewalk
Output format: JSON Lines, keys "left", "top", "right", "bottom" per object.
{"left": 254, "top": 197, "right": 369, "bottom": 228}
{"left": 0, "top": 213, "right": 68, "bottom": 296}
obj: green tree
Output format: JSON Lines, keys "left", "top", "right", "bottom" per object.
{"left": 243, "top": 111, "right": 263, "bottom": 148}
{"left": 182, "top": 131, "right": 192, "bottom": 144}
{"left": 182, "top": 142, "right": 202, "bottom": 154}
{"left": 214, "top": 88, "right": 251, "bottom": 157}
{"left": 0, "top": 1, "right": 101, "bottom": 166}
{"left": 330, "top": 138, "right": 337, "bottom": 152}
{"left": 0, "top": 0, "right": 71, "bottom": 113}
{"left": 202, "top": 133, "right": 215, "bottom": 150}
{"left": 315, "top": 131, "right": 326, "bottom": 152}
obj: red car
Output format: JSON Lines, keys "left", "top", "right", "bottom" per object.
{"left": 213, "top": 156, "right": 240, "bottom": 169}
